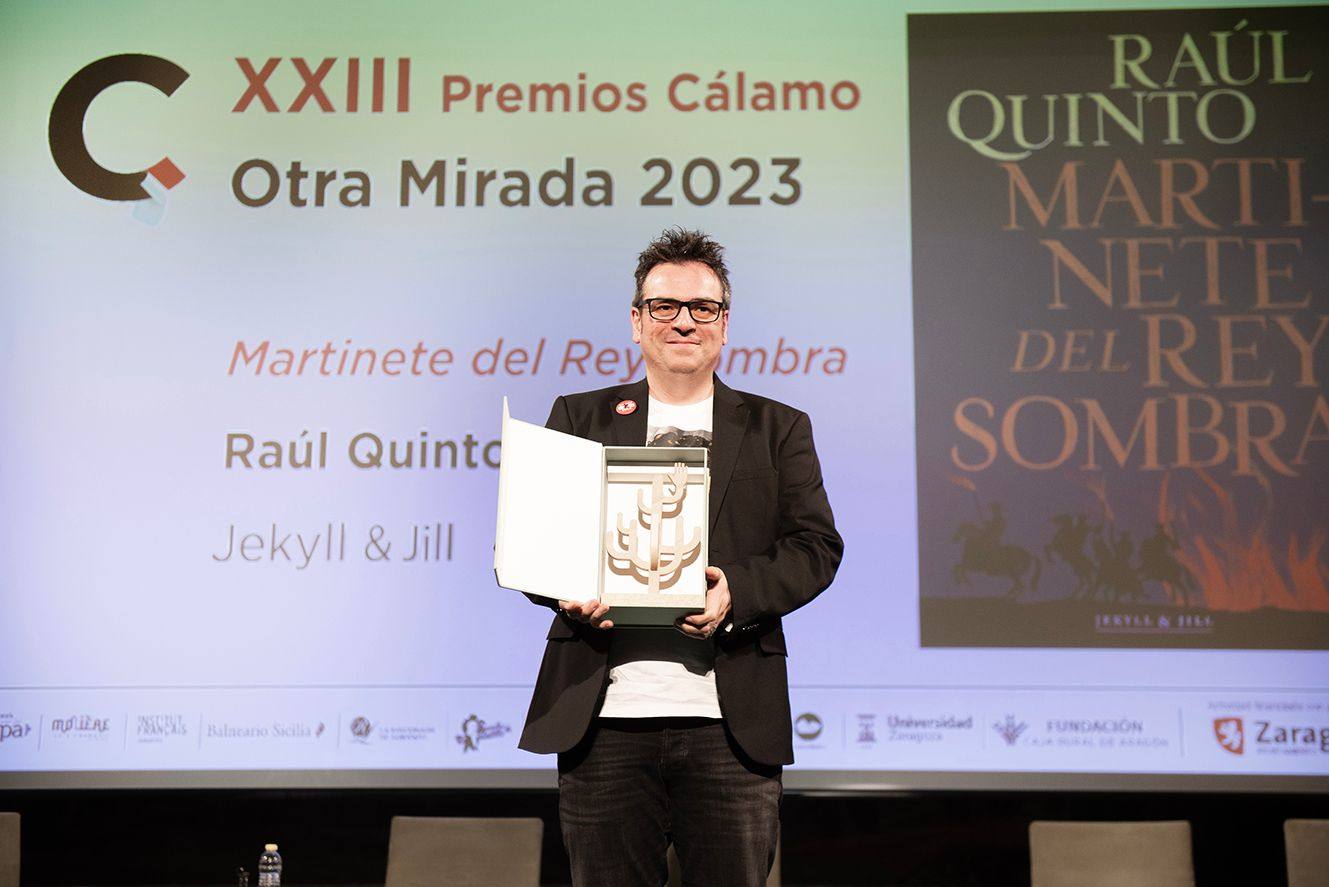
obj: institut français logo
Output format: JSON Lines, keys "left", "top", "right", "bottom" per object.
{"left": 49, "top": 54, "right": 188, "bottom": 223}
{"left": 135, "top": 714, "right": 188, "bottom": 743}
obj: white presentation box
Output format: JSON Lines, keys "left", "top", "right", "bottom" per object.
{"left": 494, "top": 399, "right": 708, "bottom": 627}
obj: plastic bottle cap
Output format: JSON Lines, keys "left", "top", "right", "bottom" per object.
{"left": 264, "top": 843, "right": 278, "bottom": 851}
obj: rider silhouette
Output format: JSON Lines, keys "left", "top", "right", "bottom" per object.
{"left": 951, "top": 501, "right": 1040, "bottom": 599}
{"left": 978, "top": 503, "right": 1006, "bottom": 549}
{"left": 1139, "top": 522, "right": 1196, "bottom": 606}
{"left": 1047, "top": 513, "right": 1094, "bottom": 597}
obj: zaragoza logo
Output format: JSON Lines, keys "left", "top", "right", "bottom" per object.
{"left": 49, "top": 54, "right": 188, "bottom": 204}
{"left": 1214, "top": 717, "right": 1244, "bottom": 755}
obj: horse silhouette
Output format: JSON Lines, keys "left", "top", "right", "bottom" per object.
{"left": 1139, "top": 523, "right": 1197, "bottom": 607}
{"left": 1084, "top": 526, "right": 1146, "bottom": 603}
{"left": 1045, "top": 513, "right": 1095, "bottom": 598}
{"left": 952, "top": 520, "right": 1042, "bottom": 600}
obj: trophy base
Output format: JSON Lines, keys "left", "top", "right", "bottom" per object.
{"left": 600, "top": 594, "right": 705, "bottom": 628}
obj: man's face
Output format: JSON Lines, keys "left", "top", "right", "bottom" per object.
{"left": 631, "top": 261, "right": 729, "bottom": 379}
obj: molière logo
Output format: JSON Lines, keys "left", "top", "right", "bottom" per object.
{"left": 1214, "top": 717, "right": 1244, "bottom": 755}
{"left": 49, "top": 54, "right": 188, "bottom": 202}
{"left": 49, "top": 714, "right": 112, "bottom": 740}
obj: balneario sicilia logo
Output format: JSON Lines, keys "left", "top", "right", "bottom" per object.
{"left": 49, "top": 54, "right": 188, "bottom": 224}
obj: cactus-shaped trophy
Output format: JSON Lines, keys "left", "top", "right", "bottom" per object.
{"left": 605, "top": 461, "right": 702, "bottom": 593}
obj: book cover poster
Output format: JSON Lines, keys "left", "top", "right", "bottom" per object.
{"left": 909, "top": 8, "right": 1329, "bottom": 648}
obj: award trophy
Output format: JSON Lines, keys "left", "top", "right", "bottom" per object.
{"left": 494, "top": 399, "right": 707, "bottom": 626}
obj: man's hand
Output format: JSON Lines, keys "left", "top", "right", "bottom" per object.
{"left": 558, "top": 599, "right": 614, "bottom": 630}
{"left": 677, "top": 566, "right": 732, "bottom": 639}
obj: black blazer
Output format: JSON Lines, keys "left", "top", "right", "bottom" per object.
{"left": 517, "top": 375, "right": 843, "bottom": 766}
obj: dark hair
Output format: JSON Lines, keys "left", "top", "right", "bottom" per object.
{"left": 632, "top": 227, "right": 731, "bottom": 308}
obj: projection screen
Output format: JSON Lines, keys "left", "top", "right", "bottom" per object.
{"left": 1, "top": 0, "right": 1326, "bottom": 791}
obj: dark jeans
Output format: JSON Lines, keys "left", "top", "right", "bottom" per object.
{"left": 558, "top": 718, "right": 782, "bottom": 887}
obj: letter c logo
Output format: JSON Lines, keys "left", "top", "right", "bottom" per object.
{"left": 49, "top": 54, "right": 189, "bottom": 201}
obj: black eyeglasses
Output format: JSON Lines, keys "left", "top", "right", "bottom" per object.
{"left": 640, "top": 298, "right": 727, "bottom": 323}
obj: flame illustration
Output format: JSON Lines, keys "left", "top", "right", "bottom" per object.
{"left": 1081, "top": 474, "right": 1115, "bottom": 526}
{"left": 948, "top": 474, "right": 978, "bottom": 493}
{"left": 1157, "top": 471, "right": 1329, "bottom": 614}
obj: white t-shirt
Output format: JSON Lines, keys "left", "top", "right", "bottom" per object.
{"left": 598, "top": 394, "right": 721, "bottom": 719}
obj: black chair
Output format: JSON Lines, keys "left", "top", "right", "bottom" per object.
{"left": 1285, "top": 819, "right": 1329, "bottom": 887}
{"left": 0, "top": 812, "right": 17, "bottom": 887}
{"left": 383, "top": 815, "right": 543, "bottom": 887}
{"left": 1029, "top": 820, "right": 1195, "bottom": 887}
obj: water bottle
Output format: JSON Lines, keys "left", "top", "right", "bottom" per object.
{"left": 258, "top": 844, "right": 282, "bottom": 887}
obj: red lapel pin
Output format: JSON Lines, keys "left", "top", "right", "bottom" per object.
{"left": 615, "top": 399, "right": 637, "bottom": 416}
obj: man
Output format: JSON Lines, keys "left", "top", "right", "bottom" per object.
{"left": 519, "top": 228, "right": 843, "bottom": 886}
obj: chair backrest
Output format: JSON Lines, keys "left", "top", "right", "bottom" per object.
{"left": 384, "top": 816, "right": 543, "bottom": 887}
{"left": 0, "top": 812, "right": 18, "bottom": 887}
{"left": 1029, "top": 820, "right": 1194, "bottom": 887}
{"left": 666, "top": 841, "right": 781, "bottom": 887}
{"left": 1286, "top": 819, "right": 1329, "bottom": 887}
